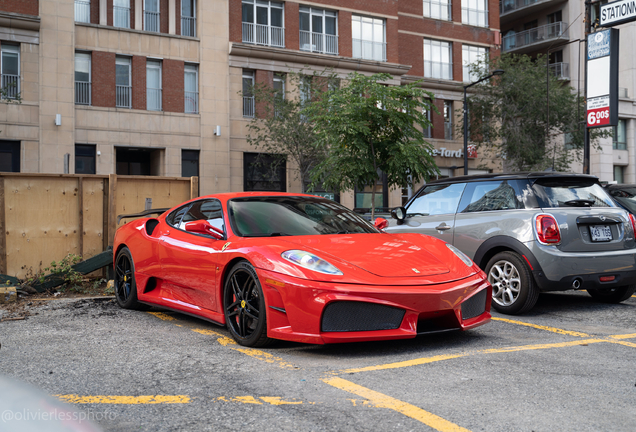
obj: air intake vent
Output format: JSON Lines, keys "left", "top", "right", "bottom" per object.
{"left": 461, "top": 289, "right": 487, "bottom": 320}
{"left": 321, "top": 301, "right": 405, "bottom": 332}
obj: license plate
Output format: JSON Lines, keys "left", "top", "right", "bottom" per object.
{"left": 590, "top": 225, "right": 612, "bottom": 242}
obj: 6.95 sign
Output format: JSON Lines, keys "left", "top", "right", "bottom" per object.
{"left": 587, "top": 107, "right": 610, "bottom": 127}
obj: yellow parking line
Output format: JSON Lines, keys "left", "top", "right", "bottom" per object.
{"left": 323, "top": 377, "right": 471, "bottom": 432}
{"left": 492, "top": 317, "right": 591, "bottom": 337}
{"left": 609, "top": 333, "right": 636, "bottom": 340}
{"left": 478, "top": 339, "right": 606, "bottom": 354}
{"left": 340, "top": 354, "right": 467, "bottom": 374}
{"left": 610, "top": 340, "right": 636, "bottom": 348}
{"left": 56, "top": 395, "right": 190, "bottom": 404}
{"left": 148, "top": 312, "right": 177, "bottom": 321}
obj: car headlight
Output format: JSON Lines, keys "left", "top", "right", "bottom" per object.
{"left": 281, "top": 250, "right": 343, "bottom": 275}
{"left": 446, "top": 244, "right": 474, "bottom": 267}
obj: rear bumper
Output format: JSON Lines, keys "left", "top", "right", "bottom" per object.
{"left": 256, "top": 269, "right": 492, "bottom": 344}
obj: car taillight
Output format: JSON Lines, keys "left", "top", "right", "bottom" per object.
{"left": 536, "top": 214, "right": 561, "bottom": 245}
{"left": 629, "top": 214, "right": 636, "bottom": 236}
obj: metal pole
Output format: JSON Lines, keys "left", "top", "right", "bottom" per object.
{"left": 463, "top": 87, "right": 469, "bottom": 176}
{"left": 583, "top": 1, "right": 591, "bottom": 174}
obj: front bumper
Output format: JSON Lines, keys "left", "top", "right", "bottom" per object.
{"left": 256, "top": 269, "right": 491, "bottom": 344}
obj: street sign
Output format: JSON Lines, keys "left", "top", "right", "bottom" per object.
{"left": 586, "top": 29, "right": 619, "bottom": 129}
{"left": 600, "top": 0, "right": 636, "bottom": 27}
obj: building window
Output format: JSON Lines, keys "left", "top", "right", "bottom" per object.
{"left": 75, "top": 0, "right": 90, "bottom": 23}
{"left": 424, "top": 0, "right": 451, "bottom": 21}
{"left": 614, "top": 166, "right": 625, "bottom": 184}
{"left": 0, "top": 141, "right": 20, "bottom": 172}
{"left": 242, "top": 70, "right": 254, "bottom": 117}
{"left": 299, "top": 7, "right": 338, "bottom": 55}
{"left": 116, "top": 56, "right": 131, "bottom": 108}
{"left": 146, "top": 60, "right": 162, "bottom": 111}
{"left": 184, "top": 64, "right": 199, "bottom": 114}
{"left": 182, "top": 150, "right": 199, "bottom": 177}
{"left": 75, "top": 144, "right": 96, "bottom": 174}
{"left": 1, "top": 45, "right": 20, "bottom": 99}
{"left": 424, "top": 39, "right": 452, "bottom": 80}
{"left": 74, "top": 52, "right": 91, "bottom": 105}
{"left": 614, "top": 119, "right": 627, "bottom": 150}
{"left": 242, "top": 0, "right": 285, "bottom": 47}
{"left": 462, "top": 45, "right": 487, "bottom": 82}
{"left": 182, "top": 0, "right": 196, "bottom": 37}
{"left": 116, "top": 147, "right": 161, "bottom": 175}
{"left": 352, "top": 15, "right": 386, "bottom": 62}
{"left": 114, "top": 0, "right": 130, "bottom": 28}
{"left": 423, "top": 103, "right": 432, "bottom": 138}
{"left": 462, "top": 0, "right": 488, "bottom": 27}
{"left": 444, "top": 100, "right": 453, "bottom": 140}
{"left": 144, "top": 0, "right": 160, "bottom": 32}
{"left": 244, "top": 153, "right": 286, "bottom": 191}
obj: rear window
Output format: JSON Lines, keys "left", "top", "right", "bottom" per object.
{"left": 532, "top": 178, "right": 615, "bottom": 208}
{"left": 607, "top": 187, "right": 636, "bottom": 214}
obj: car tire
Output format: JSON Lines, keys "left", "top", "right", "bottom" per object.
{"left": 586, "top": 284, "right": 636, "bottom": 303}
{"left": 486, "top": 251, "right": 539, "bottom": 315}
{"left": 114, "top": 247, "right": 150, "bottom": 310}
{"left": 223, "top": 261, "right": 272, "bottom": 347}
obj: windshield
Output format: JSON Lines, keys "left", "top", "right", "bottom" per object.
{"left": 531, "top": 179, "right": 615, "bottom": 208}
{"left": 607, "top": 187, "right": 636, "bottom": 214}
{"left": 228, "top": 196, "right": 379, "bottom": 237}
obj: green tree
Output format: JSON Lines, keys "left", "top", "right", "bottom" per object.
{"left": 243, "top": 71, "right": 330, "bottom": 193}
{"left": 463, "top": 53, "right": 606, "bottom": 172}
{"left": 304, "top": 72, "right": 438, "bottom": 220}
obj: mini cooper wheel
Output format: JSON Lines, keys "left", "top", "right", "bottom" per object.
{"left": 223, "top": 261, "right": 272, "bottom": 347}
{"left": 587, "top": 284, "right": 636, "bottom": 303}
{"left": 114, "top": 247, "right": 149, "bottom": 310}
{"left": 486, "top": 251, "right": 539, "bottom": 315}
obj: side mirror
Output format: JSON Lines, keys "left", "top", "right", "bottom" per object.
{"left": 391, "top": 207, "right": 406, "bottom": 221}
{"left": 184, "top": 220, "right": 224, "bottom": 240}
{"left": 374, "top": 217, "right": 388, "bottom": 230}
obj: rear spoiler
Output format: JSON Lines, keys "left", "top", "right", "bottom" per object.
{"left": 117, "top": 208, "right": 170, "bottom": 224}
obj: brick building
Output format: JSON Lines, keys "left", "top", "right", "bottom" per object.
{"left": 0, "top": 0, "right": 502, "bottom": 208}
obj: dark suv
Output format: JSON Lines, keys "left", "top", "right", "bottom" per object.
{"left": 386, "top": 173, "right": 636, "bottom": 314}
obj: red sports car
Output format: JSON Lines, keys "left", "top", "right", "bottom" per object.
{"left": 113, "top": 193, "right": 491, "bottom": 347}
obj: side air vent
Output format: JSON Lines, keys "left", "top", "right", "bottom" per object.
{"left": 145, "top": 219, "right": 159, "bottom": 236}
{"left": 461, "top": 289, "right": 487, "bottom": 320}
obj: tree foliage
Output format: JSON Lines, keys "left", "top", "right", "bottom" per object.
{"left": 304, "top": 72, "right": 438, "bottom": 219}
{"left": 464, "top": 53, "right": 605, "bottom": 172}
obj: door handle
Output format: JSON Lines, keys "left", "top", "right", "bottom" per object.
{"left": 435, "top": 224, "right": 451, "bottom": 231}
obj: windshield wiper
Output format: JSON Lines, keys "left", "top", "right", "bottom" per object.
{"left": 563, "top": 199, "right": 595, "bottom": 207}
{"left": 269, "top": 232, "right": 290, "bottom": 236}
{"left": 241, "top": 232, "right": 290, "bottom": 237}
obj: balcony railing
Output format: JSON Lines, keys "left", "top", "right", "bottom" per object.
{"left": 502, "top": 22, "right": 568, "bottom": 52}
{"left": 548, "top": 62, "right": 569, "bottom": 80}
{"left": 182, "top": 16, "right": 196, "bottom": 37}
{"left": 75, "top": 81, "right": 91, "bottom": 105}
{"left": 144, "top": 10, "right": 160, "bottom": 32}
{"left": 352, "top": 39, "right": 387, "bottom": 62}
{"left": 243, "top": 96, "right": 255, "bottom": 118}
{"left": 444, "top": 122, "right": 453, "bottom": 140}
{"left": 75, "top": 0, "right": 90, "bottom": 23}
{"left": 242, "top": 23, "right": 285, "bottom": 47}
{"left": 424, "top": 60, "right": 453, "bottom": 80}
{"left": 147, "top": 88, "right": 162, "bottom": 111}
{"left": 185, "top": 91, "right": 198, "bottom": 114}
{"left": 1, "top": 74, "right": 19, "bottom": 99}
{"left": 500, "top": 0, "right": 552, "bottom": 14}
{"left": 114, "top": 6, "right": 130, "bottom": 28}
{"left": 299, "top": 31, "right": 338, "bottom": 55}
{"left": 116, "top": 85, "right": 131, "bottom": 108}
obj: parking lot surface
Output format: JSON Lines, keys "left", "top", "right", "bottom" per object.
{"left": 1, "top": 291, "right": 635, "bottom": 431}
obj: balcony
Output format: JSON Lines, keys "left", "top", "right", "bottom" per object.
{"left": 75, "top": 81, "right": 91, "bottom": 105}
{"left": 114, "top": 6, "right": 130, "bottom": 29}
{"left": 299, "top": 31, "right": 338, "bottom": 55}
{"left": 242, "top": 23, "right": 285, "bottom": 48}
{"left": 243, "top": 96, "right": 255, "bottom": 118}
{"left": 1, "top": 74, "right": 19, "bottom": 99}
{"left": 444, "top": 122, "right": 453, "bottom": 140}
{"left": 502, "top": 22, "right": 568, "bottom": 54}
{"left": 500, "top": 0, "right": 567, "bottom": 25}
{"left": 424, "top": 60, "right": 453, "bottom": 81}
{"left": 147, "top": 88, "right": 161, "bottom": 111}
{"left": 144, "top": 10, "right": 160, "bottom": 32}
{"left": 116, "top": 85, "right": 131, "bottom": 108}
{"left": 548, "top": 62, "right": 569, "bottom": 80}
{"left": 185, "top": 91, "right": 198, "bottom": 114}
{"left": 182, "top": 16, "right": 196, "bottom": 37}
{"left": 75, "top": 0, "right": 90, "bottom": 23}
{"left": 352, "top": 39, "right": 387, "bottom": 62}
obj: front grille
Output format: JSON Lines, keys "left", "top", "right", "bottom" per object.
{"left": 321, "top": 301, "right": 405, "bottom": 332}
{"left": 461, "top": 289, "right": 487, "bottom": 320}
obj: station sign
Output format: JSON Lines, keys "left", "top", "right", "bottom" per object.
{"left": 586, "top": 29, "right": 619, "bottom": 129}
{"left": 600, "top": 0, "right": 636, "bottom": 27}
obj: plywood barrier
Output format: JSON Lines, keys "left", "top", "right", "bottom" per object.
{"left": 0, "top": 174, "right": 197, "bottom": 279}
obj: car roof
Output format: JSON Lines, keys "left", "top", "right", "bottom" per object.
{"left": 426, "top": 172, "right": 599, "bottom": 185}
{"left": 604, "top": 184, "right": 636, "bottom": 190}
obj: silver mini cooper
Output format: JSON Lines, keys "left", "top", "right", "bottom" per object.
{"left": 387, "top": 173, "right": 636, "bottom": 314}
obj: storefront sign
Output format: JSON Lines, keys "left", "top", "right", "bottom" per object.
{"left": 431, "top": 146, "right": 477, "bottom": 159}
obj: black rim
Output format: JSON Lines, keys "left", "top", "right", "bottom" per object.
{"left": 225, "top": 268, "right": 261, "bottom": 339}
{"left": 115, "top": 253, "right": 133, "bottom": 303}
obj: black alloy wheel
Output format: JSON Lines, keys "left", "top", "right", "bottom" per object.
{"left": 223, "top": 261, "right": 271, "bottom": 347}
{"left": 114, "top": 247, "right": 149, "bottom": 310}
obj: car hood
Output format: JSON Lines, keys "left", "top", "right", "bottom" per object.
{"left": 282, "top": 234, "right": 451, "bottom": 277}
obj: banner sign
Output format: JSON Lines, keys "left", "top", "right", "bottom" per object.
{"left": 600, "top": 0, "right": 636, "bottom": 27}
{"left": 586, "top": 29, "right": 619, "bottom": 129}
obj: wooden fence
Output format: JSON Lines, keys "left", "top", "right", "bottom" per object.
{"left": 0, "top": 173, "right": 198, "bottom": 279}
